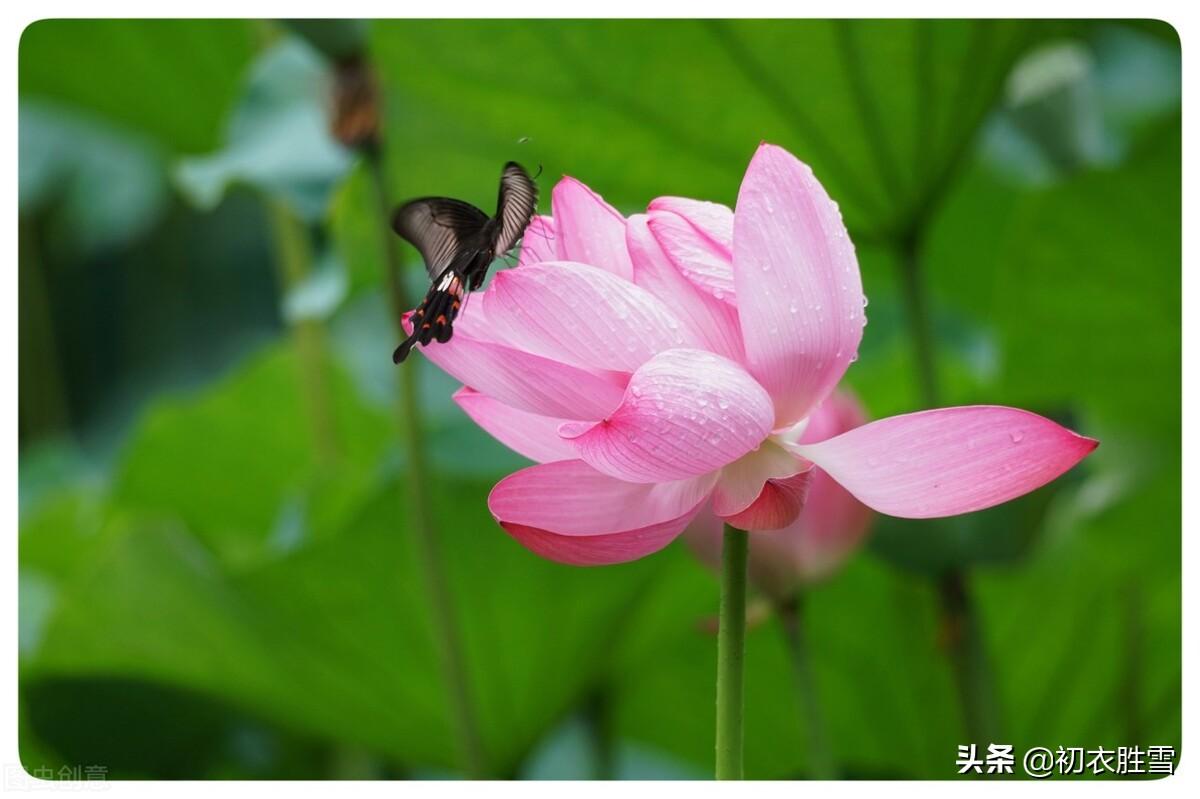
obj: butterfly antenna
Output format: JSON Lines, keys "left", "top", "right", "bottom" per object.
{"left": 533, "top": 163, "right": 544, "bottom": 180}
{"left": 533, "top": 220, "right": 556, "bottom": 246}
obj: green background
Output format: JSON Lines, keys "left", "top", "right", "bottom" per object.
{"left": 18, "top": 19, "right": 1180, "bottom": 779}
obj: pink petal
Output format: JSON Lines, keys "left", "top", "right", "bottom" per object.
{"left": 686, "top": 390, "right": 876, "bottom": 595}
{"left": 685, "top": 466, "right": 873, "bottom": 598}
{"left": 776, "top": 465, "right": 873, "bottom": 583}
{"left": 517, "top": 215, "right": 560, "bottom": 267}
{"left": 719, "top": 470, "right": 813, "bottom": 531}
{"left": 453, "top": 387, "right": 576, "bottom": 463}
{"left": 489, "top": 460, "right": 717, "bottom": 565}
{"left": 757, "top": 392, "right": 873, "bottom": 585}
{"left": 648, "top": 196, "right": 734, "bottom": 249}
{"left": 408, "top": 318, "right": 625, "bottom": 421}
{"left": 551, "top": 177, "right": 634, "bottom": 280}
{"left": 793, "top": 406, "right": 1098, "bottom": 518}
{"left": 558, "top": 349, "right": 774, "bottom": 483}
{"left": 646, "top": 204, "right": 736, "bottom": 304}
{"left": 733, "top": 143, "right": 865, "bottom": 427}
{"left": 798, "top": 387, "right": 868, "bottom": 443}
{"left": 710, "top": 441, "right": 804, "bottom": 516}
{"left": 626, "top": 214, "right": 744, "bottom": 362}
{"left": 483, "top": 261, "right": 697, "bottom": 372}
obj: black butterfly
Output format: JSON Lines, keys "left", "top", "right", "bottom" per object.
{"left": 391, "top": 161, "right": 539, "bottom": 363}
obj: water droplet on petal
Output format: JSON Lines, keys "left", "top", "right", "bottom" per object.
{"left": 1009, "top": 431, "right": 1025, "bottom": 444}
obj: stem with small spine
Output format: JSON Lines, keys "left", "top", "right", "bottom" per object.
{"left": 715, "top": 524, "right": 749, "bottom": 780}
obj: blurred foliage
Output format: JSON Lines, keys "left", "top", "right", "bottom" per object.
{"left": 18, "top": 18, "right": 1180, "bottom": 780}
{"left": 175, "top": 37, "right": 355, "bottom": 221}
{"left": 19, "top": 19, "right": 257, "bottom": 154}
{"left": 20, "top": 100, "right": 169, "bottom": 258}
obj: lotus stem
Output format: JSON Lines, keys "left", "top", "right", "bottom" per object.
{"left": 715, "top": 524, "right": 749, "bottom": 780}
{"left": 366, "top": 152, "right": 487, "bottom": 779}
{"left": 777, "top": 595, "right": 836, "bottom": 779}
{"left": 898, "top": 233, "right": 998, "bottom": 746}
{"left": 266, "top": 200, "right": 339, "bottom": 467}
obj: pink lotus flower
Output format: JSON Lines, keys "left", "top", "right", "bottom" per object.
{"left": 412, "top": 143, "right": 1097, "bottom": 566}
{"left": 685, "top": 389, "right": 875, "bottom": 599}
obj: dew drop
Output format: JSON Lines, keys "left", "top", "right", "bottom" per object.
{"left": 1009, "top": 431, "right": 1025, "bottom": 444}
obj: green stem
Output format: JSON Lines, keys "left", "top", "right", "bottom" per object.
{"left": 937, "top": 573, "right": 999, "bottom": 745}
{"left": 266, "top": 200, "right": 339, "bottom": 467}
{"left": 366, "top": 153, "right": 487, "bottom": 779}
{"left": 18, "top": 218, "right": 71, "bottom": 440}
{"left": 897, "top": 234, "right": 998, "bottom": 746}
{"left": 715, "top": 524, "right": 749, "bottom": 780}
{"left": 897, "top": 234, "right": 940, "bottom": 408}
{"left": 777, "top": 596, "right": 836, "bottom": 779}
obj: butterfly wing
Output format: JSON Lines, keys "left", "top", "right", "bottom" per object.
{"left": 392, "top": 197, "right": 490, "bottom": 279}
{"left": 490, "top": 162, "right": 539, "bottom": 258}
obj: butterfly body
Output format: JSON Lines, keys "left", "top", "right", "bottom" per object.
{"left": 391, "top": 162, "right": 538, "bottom": 363}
